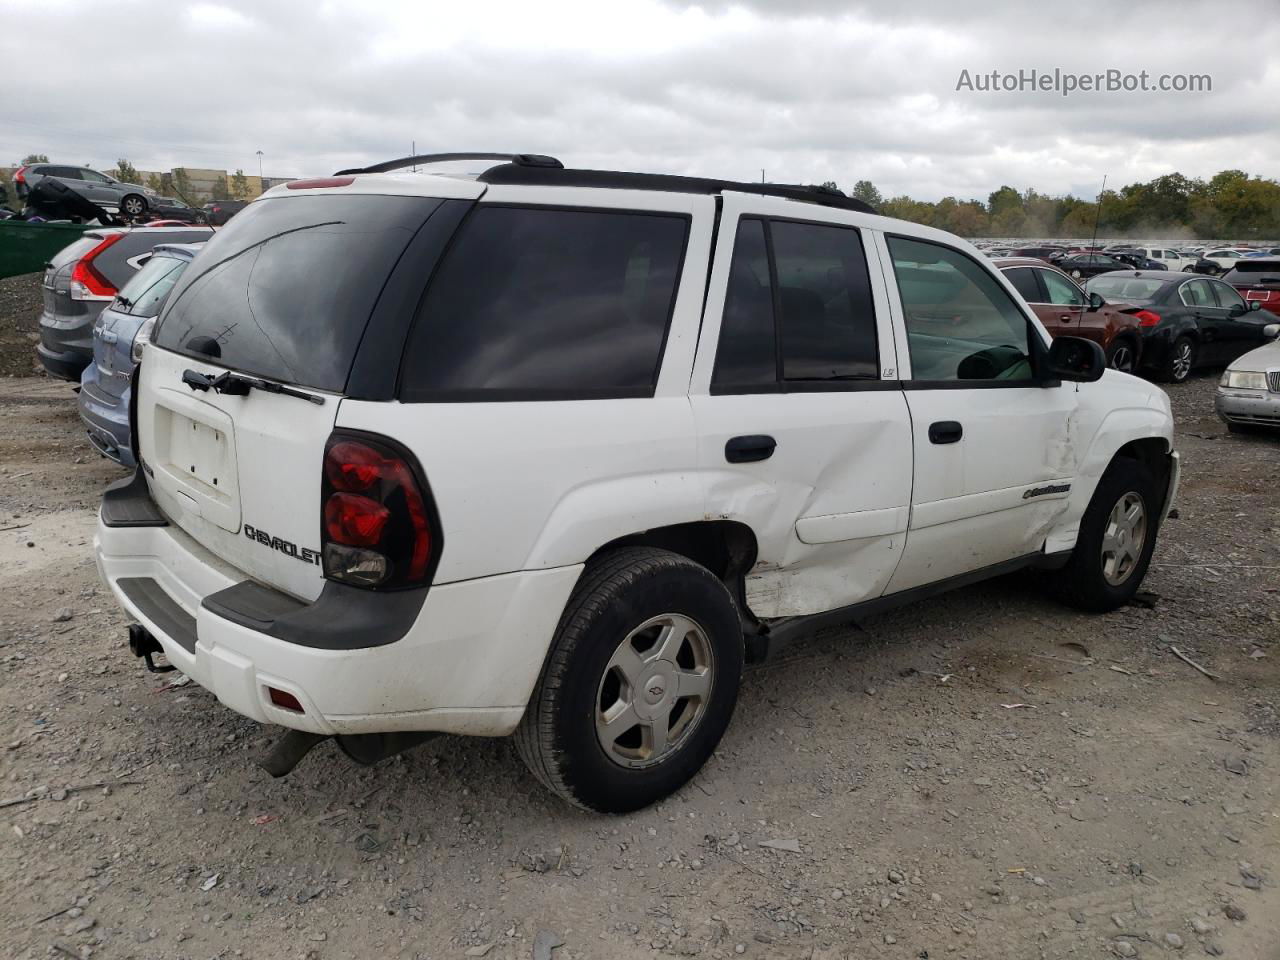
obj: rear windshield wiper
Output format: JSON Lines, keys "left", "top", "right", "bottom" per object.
{"left": 182, "top": 368, "right": 325, "bottom": 405}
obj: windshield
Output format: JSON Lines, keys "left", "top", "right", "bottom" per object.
{"left": 115, "top": 255, "right": 189, "bottom": 317}
{"left": 154, "top": 194, "right": 442, "bottom": 392}
{"left": 1086, "top": 276, "right": 1167, "bottom": 301}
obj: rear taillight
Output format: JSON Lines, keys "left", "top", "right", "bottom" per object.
{"left": 321, "top": 433, "right": 438, "bottom": 589}
{"left": 14, "top": 166, "right": 26, "bottom": 184}
{"left": 69, "top": 234, "right": 123, "bottom": 300}
{"left": 1133, "top": 309, "right": 1162, "bottom": 328}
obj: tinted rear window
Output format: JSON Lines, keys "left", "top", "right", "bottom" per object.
{"left": 116, "top": 255, "right": 189, "bottom": 318}
{"left": 154, "top": 195, "right": 441, "bottom": 392}
{"left": 399, "top": 206, "right": 689, "bottom": 401}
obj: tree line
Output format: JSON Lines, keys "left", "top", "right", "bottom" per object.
{"left": 834, "top": 171, "right": 1280, "bottom": 240}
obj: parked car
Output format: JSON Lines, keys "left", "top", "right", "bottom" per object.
{"left": 1056, "top": 253, "right": 1132, "bottom": 280}
{"left": 201, "top": 199, "right": 248, "bottom": 225}
{"left": 79, "top": 243, "right": 203, "bottom": 466}
{"left": 1111, "top": 251, "right": 1168, "bottom": 272}
{"left": 14, "top": 163, "right": 152, "bottom": 218}
{"left": 97, "top": 154, "right": 1179, "bottom": 813}
{"left": 1200, "top": 249, "right": 1251, "bottom": 273}
{"left": 994, "top": 257, "right": 1144, "bottom": 371}
{"left": 1186, "top": 256, "right": 1226, "bottom": 276}
{"left": 37, "top": 225, "right": 214, "bottom": 380}
{"left": 1085, "top": 271, "right": 1280, "bottom": 383}
{"left": 145, "top": 197, "right": 207, "bottom": 225}
{"left": 1222, "top": 258, "right": 1280, "bottom": 314}
{"left": 1008, "top": 245, "right": 1066, "bottom": 262}
{"left": 1123, "top": 247, "right": 1194, "bottom": 272}
{"left": 1216, "top": 336, "right": 1280, "bottom": 432}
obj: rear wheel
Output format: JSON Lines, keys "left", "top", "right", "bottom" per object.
{"left": 1105, "top": 338, "right": 1137, "bottom": 373}
{"left": 1160, "top": 336, "right": 1195, "bottom": 383}
{"left": 120, "top": 194, "right": 147, "bottom": 218}
{"left": 1059, "top": 458, "right": 1162, "bottom": 612}
{"left": 515, "top": 547, "right": 743, "bottom": 813}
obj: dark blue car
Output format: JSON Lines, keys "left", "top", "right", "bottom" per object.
{"left": 78, "top": 242, "right": 204, "bottom": 466}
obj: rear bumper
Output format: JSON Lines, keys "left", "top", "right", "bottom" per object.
{"left": 78, "top": 370, "right": 134, "bottom": 466}
{"left": 1216, "top": 389, "right": 1280, "bottom": 428}
{"left": 96, "top": 495, "right": 580, "bottom": 738}
{"left": 37, "top": 341, "right": 90, "bottom": 380}
{"left": 38, "top": 310, "right": 96, "bottom": 380}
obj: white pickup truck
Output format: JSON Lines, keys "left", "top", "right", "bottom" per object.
{"left": 96, "top": 153, "right": 1179, "bottom": 813}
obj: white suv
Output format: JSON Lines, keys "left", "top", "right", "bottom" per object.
{"left": 96, "top": 153, "right": 1179, "bottom": 813}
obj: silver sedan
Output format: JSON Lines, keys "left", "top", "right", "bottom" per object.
{"left": 1216, "top": 333, "right": 1280, "bottom": 432}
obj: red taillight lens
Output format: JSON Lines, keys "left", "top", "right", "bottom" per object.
{"left": 268, "top": 688, "right": 304, "bottom": 712}
{"left": 69, "top": 233, "right": 123, "bottom": 299}
{"left": 14, "top": 166, "right": 26, "bottom": 184}
{"left": 325, "top": 493, "right": 390, "bottom": 547}
{"left": 320, "top": 434, "right": 437, "bottom": 589}
{"left": 1133, "top": 309, "right": 1162, "bottom": 327}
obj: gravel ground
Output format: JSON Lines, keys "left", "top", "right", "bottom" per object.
{"left": 0, "top": 274, "right": 44, "bottom": 378}
{"left": 0, "top": 370, "right": 1277, "bottom": 960}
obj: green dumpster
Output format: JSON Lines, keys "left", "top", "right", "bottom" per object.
{"left": 0, "top": 220, "right": 91, "bottom": 280}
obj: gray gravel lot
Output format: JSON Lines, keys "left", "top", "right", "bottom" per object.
{"left": 0, "top": 368, "right": 1277, "bottom": 960}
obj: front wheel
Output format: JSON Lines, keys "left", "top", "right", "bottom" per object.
{"left": 1058, "top": 459, "right": 1162, "bottom": 612}
{"left": 515, "top": 547, "right": 744, "bottom": 813}
{"left": 120, "top": 194, "right": 147, "bottom": 218}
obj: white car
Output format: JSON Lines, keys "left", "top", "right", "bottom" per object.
{"left": 95, "top": 153, "right": 1180, "bottom": 813}
{"left": 1128, "top": 247, "right": 1195, "bottom": 272}
{"left": 1201, "top": 248, "right": 1252, "bottom": 273}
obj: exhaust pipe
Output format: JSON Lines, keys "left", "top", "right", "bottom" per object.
{"left": 256, "top": 729, "right": 440, "bottom": 778}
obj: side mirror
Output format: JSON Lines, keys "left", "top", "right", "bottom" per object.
{"left": 1264, "top": 323, "right": 1280, "bottom": 339}
{"left": 1087, "top": 291, "right": 1105, "bottom": 310}
{"left": 1228, "top": 303, "right": 1246, "bottom": 318}
{"left": 1046, "top": 336, "right": 1105, "bottom": 383}
{"left": 1248, "top": 300, "right": 1262, "bottom": 312}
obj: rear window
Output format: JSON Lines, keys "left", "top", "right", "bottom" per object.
{"left": 399, "top": 206, "right": 689, "bottom": 401}
{"left": 1223, "top": 261, "right": 1280, "bottom": 285}
{"left": 115, "top": 255, "right": 188, "bottom": 318}
{"left": 1086, "top": 275, "right": 1167, "bottom": 301}
{"left": 154, "top": 195, "right": 442, "bottom": 392}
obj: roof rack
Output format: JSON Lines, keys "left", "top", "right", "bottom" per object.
{"left": 334, "top": 153, "right": 563, "bottom": 176}
{"left": 476, "top": 163, "right": 878, "bottom": 214}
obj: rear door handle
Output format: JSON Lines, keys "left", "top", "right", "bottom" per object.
{"left": 928, "top": 421, "right": 963, "bottom": 444}
{"left": 725, "top": 435, "right": 776, "bottom": 463}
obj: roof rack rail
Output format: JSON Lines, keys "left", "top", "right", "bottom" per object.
{"left": 476, "top": 163, "right": 878, "bottom": 214}
{"left": 334, "top": 153, "right": 563, "bottom": 176}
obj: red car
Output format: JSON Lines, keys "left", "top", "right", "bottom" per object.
{"left": 993, "top": 258, "right": 1145, "bottom": 372}
{"left": 1222, "top": 258, "right": 1280, "bottom": 314}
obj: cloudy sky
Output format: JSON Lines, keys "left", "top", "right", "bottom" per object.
{"left": 2, "top": 0, "right": 1277, "bottom": 201}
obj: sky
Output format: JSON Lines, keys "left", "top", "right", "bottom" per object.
{"left": 1, "top": 0, "right": 1277, "bottom": 202}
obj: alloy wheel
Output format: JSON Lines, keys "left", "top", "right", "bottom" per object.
{"left": 595, "top": 613, "right": 714, "bottom": 768}
{"left": 1172, "top": 341, "right": 1192, "bottom": 381}
{"left": 1100, "top": 491, "right": 1147, "bottom": 586}
{"left": 1109, "top": 344, "right": 1134, "bottom": 372}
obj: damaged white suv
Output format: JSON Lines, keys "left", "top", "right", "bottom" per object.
{"left": 97, "top": 153, "right": 1179, "bottom": 813}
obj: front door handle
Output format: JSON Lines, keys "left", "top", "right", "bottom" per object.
{"left": 1059, "top": 314, "right": 1073, "bottom": 322}
{"left": 725, "top": 435, "right": 776, "bottom": 463}
{"left": 928, "top": 421, "right": 963, "bottom": 444}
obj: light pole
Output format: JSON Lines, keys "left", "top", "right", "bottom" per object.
{"left": 256, "top": 150, "right": 264, "bottom": 184}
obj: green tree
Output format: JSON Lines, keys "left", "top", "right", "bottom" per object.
{"left": 172, "top": 168, "right": 193, "bottom": 202}
{"left": 21, "top": 153, "right": 49, "bottom": 165}
{"left": 146, "top": 172, "right": 166, "bottom": 195}
{"left": 112, "top": 159, "right": 141, "bottom": 184}
{"left": 987, "top": 185, "right": 1022, "bottom": 218}
{"left": 850, "top": 180, "right": 883, "bottom": 208}
{"left": 211, "top": 176, "right": 231, "bottom": 201}
{"left": 229, "top": 169, "right": 251, "bottom": 200}
{"left": 820, "top": 180, "right": 839, "bottom": 192}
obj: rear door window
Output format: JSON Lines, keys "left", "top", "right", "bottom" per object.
{"left": 399, "top": 205, "right": 689, "bottom": 401}
{"left": 1003, "top": 267, "right": 1042, "bottom": 302}
{"left": 154, "top": 194, "right": 444, "bottom": 392}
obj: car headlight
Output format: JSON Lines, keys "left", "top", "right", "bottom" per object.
{"left": 1219, "top": 370, "right": 1267, "bottom": 390}
{"left": 130, "top": 317, "right": 156, "bottom": 364}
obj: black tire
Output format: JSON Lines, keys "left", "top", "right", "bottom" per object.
{"left": 1105, "top": 337, "right": 1138, "bottom": 373}
{"left": 1182, "top": 265, "right": 1196, "bottom": 273}
{"left": 515, "top": 547, "right": 743, "bottom": 813}
{"left": 1058, "top": 458, "right": 1162, "bottom": 612}
{"left": 120, "top": 194, "right": 147, "bottom": 218}
{"left": 1159, "top": 335, "right": 1196, "bottom": 383}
